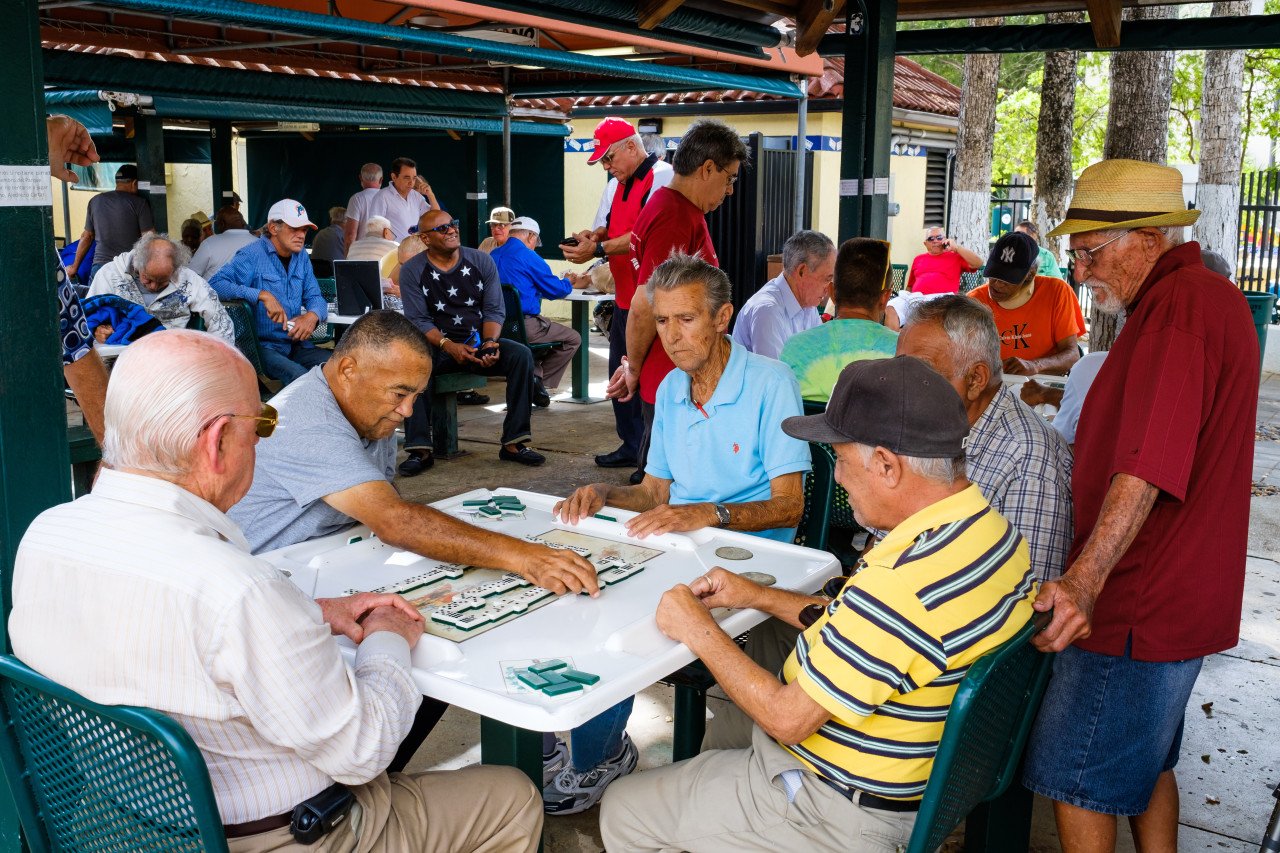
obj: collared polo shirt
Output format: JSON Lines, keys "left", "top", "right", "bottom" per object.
{"left": 646, "top": 338, "right": 810, "bottom": 542}
{"left": 732, "top": 273, "right": 822, "bottom": 359}
{"left": 781, "top": 484, "right": 1033, "bottom": 800}
{"left": 1071, "top": 240, "right": 1256, "bottom": 661}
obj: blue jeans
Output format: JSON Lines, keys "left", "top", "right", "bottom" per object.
{"left": 259, "top": 342, "right": 331, "bottom": 386}
{"left": 1023, "top": 640, "right": 1203, "bottom": 816}
{"left": 568, "top": 697, "right": 633, "bottom": 772}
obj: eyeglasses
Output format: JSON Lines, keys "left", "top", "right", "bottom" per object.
{"left": 715, "top": 164, "right": 739, "bottom": 186}
{"left": 1066, "top": 230, "right": 1131, "bottom": 266}
{"left": 425, "top": 219, "right": 461, "bottom": 234}
{"left": 199, "top": 403, "right": 278, "bottom": 438}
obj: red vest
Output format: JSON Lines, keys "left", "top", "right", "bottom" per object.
{"left": 606, "top": 155, "right": 661, "bottom": 310}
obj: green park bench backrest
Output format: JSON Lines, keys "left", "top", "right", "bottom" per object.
{"left": 0, "top": 654, "right": 228, "bottom": 853}
{"left": 905, "top": 612, "right": 1053, "bottom": 853}
{"left": 891, "top": 264, "right": 908, "bottom": 292}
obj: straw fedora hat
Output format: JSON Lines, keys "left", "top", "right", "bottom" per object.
{"left": 1048, "top": 159, "right": 1200, "bottom": 238}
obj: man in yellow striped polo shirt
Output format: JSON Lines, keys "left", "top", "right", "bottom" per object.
{"left": 600, "top": 356, "right": 1035, "bottom": 852}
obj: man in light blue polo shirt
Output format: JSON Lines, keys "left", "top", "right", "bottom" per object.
{"left": 731, "top": 230, "right": 834, "bottom": 360}
{"left": 545, "top": 253, "right": 812, "bottom": 815}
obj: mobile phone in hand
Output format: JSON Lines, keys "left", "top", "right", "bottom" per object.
{"left": 560, "top": 236, "right": 581, "bottom": 247}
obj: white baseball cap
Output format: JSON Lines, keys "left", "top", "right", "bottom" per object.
{"left": 266, "top": 198, "right": 316, "bottom": 229}
{"left": 510, "top": 216, "right": 541, "bottom": 247}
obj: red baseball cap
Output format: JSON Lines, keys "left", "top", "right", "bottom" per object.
{"left": 587, "top": 117, "right": 636, "bottom": 165}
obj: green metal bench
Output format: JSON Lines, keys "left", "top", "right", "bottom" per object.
{"left": 431, "top": 372, "right": 489, "bottom": 459}
{"left": 0, "top": 654, "right": 228, "bottom": 852}
{"left": 891, "top": 263, "right": 909, "bottom": 292}
{"left": 906, "top": 611, "right": 1054, "bottom": 853}
{"left": 67, "top": 424, "right": 100, "bottom": 498}
{"left": 667, "top": 441, "right": 838, "bottom": 762}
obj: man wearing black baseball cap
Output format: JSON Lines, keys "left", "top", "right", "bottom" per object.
{"left": 69, "top": 162, "right": 156, "bottom": 287}
{"left": 601, "top": 356, "right": 1036, "bottom": 852}
{"left": 968, "top": 230, "right": 1083, "bottom": 376}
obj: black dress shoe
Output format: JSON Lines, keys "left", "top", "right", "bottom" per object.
{"left": 397, "top": 451, "right": 435, "bottom": 477}
{"left": 532, "top": 377, "right": 551, "bottom": 408}
{"left": 458, "top": 390, "right": 490, "bottom": 405}
{"left": 500, "top": 444, "right": 546, "bottom": 466}
{"left": 595, "top": 447, "right": 638, "bottom": 468}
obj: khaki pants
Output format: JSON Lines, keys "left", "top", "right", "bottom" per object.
{"left": 524, "top": 316, "right": 580, "bottom": 389}
{"left": 228, "top": 766, "right": 541, "bottom": 853}
{"left": 600, "top": 725, "right": 915, "bottom": 853}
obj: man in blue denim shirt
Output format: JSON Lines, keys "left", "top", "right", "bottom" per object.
{"left": 210, "top": 199, "right": 330, "bottom": 385}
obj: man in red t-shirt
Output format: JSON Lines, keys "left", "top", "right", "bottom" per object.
{"left": 968, "top": 231, "right": 1084, "bottom": 375}
{"left": 1023, "top": 160, "right": 1256, "bottom": 851}
{"left": 906, "top": 226, "right": 983, "bottom": 295}
{"left": 605, "top": 119, "right": 746, "bottom": 478}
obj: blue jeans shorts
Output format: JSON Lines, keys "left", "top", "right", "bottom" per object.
{"left": 1023, "top": 641, "right": 1203, "bottom": 816}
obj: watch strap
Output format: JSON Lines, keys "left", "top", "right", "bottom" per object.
{"left": 713, "top": 503, "right": 731, "bottom": 527}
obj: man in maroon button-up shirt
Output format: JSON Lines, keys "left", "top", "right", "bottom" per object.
{"left": 1022, "top": 159, "right": 1256, "bottom": 852}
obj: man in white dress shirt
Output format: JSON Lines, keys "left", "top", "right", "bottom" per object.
{"left": 367, "top": 157, "right": 440, "bottom": 240}
{"left": 9, "top": 329, "right": 542, "bottom": 852}
{"left": 732, "top": 230, "right": 835, "bottom": 359}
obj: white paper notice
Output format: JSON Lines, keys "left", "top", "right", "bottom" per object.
{"left": 0, "top": 166, "right": 53, "bottom": 207}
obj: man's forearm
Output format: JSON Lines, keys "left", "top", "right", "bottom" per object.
{"left": 954, "top": 246, "right": 984, "bottom": 268}
{"left": 720, "top": 494, "right": 803, "bottom": 533}
{"left": 1066, "top": 473, "right": 1159, "bottom": 594}
{"left": 70, "top": 230, "right": 93, "bottom": 272}
{"left": 64, "top": 351, "right": 108, "bottom": 444}
{"left": 604, "top": 234, "right": 631, "bottom": 256}
{"left": 685, "top": 623, "right": 800, "bottom": 739}
{"left": 625, "top": 291, "right": 658, "bottom": 367}
{"left": 599, "top": 483, "right": 662, "bottom": 513}
{"left": 1031, "top": 342, "right": 1081, "bottom": 376}
{"left": 343, "top": 219, "right": 360, "bottom": 252}
{"left": 374, "top": 502, "right": 540, "bottom": 574}
{"left": 750, "top": 585, "right": 826, "bottom": 628}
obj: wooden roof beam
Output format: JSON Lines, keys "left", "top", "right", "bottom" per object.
{"left": 1085, "top": 0, "right": 1121, "bottom": 46}
{"left": 795, "top": 0, "right": 844, "bottom": 57}
{"left": 637, "top": 0, "right": 686, "bottom": 30}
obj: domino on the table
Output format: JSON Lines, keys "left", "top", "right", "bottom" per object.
{"left": 529, "top": 659, "right": 568, "bottom": 674}
{"left": 597, "top": 555, "right": 628, "bottom": 569}
{"left": 598, "top": 563, "right": 644, "bottom": 585}
{"left": 560, "top": 668, "right": 601, "bottom": 685}
{"left": 543, "top": 679, "right": 583, "bottom": 696}
{"left": 515, "top": 668, "right": 551, "bottom": 689}
{"left": 524, "top": 535, "right": 591, "bottom": 557}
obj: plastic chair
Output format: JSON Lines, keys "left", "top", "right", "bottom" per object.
{"left": 891, "top": 263, "right": 908, "bottom": 292}
{"left": 220, "top": 299, "right": 276, "bottom": 398}
{"left": 793, "top": 441, "right": 836, "bottom": 553}
{"left": 500, "top": 284, "right": 564, "bottom": 358}
{"left": 905, "top": 611, "right": 1054, "bottom": 853}
{"left": 0, "top": 654, "right": 228, "bottom": 853}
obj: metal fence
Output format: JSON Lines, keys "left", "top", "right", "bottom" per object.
{"left": 991, "top": 179, "right": 1032, "bottom": 238}
{"left": 1238, "top": 169, "right": 1280, "bottom": 292}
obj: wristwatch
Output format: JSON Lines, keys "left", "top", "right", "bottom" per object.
{"left": 594, "top": 240, "right": 607, "bottom": 259}
{"left": 712, "top": 503, "right": 731, "bottom": 528}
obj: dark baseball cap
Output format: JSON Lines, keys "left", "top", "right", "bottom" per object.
{"left": 983, "top": 231, "right": 1038, "bottom": 285}
{"left": 781, "top": 356, "right": 969, "bottom": 458}
{"left": 115, "top": 164, "right": 138, "bottom": 181}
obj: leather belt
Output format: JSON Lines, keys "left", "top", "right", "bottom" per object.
{"left": 816, "top": 777, "right": 921, "bottom": 813}
{"left": 224, "top": 812, "right": 292, "bottom": 838}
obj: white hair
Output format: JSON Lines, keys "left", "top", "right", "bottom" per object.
{"left": 102, "top": 330, "right": 251, "bottom": 476}
{"left": 130, "top": 233, "right": 190, "bottom": 275}
{"left": 364, "top": 215, "right": 393, "bottom": 237}
{"left": 359, "top": 162, "right": 383, "bottom": 183}
{"left": 911, "top": 295, "right": 1003, "bottom": 389}
{"left": 857, "top": 443, "right": 967, "bottom": 486}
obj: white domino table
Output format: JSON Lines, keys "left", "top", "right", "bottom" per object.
{"left": 259, "top": 487, "right": 839, "bottom": 795}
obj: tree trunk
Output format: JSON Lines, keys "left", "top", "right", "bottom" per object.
{"left": 1032, "top": 12, "right": 1081, "bottom": 263}
{"left": 949, "top": 17, "right": 1003, "bottom": 261}
{"left": 1090, "top": 5, "right": 1178, "bottom": 350}
{"left": 1193, "top": 1, "right": 1251, "bottom": 264}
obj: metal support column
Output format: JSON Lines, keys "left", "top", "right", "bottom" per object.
{"left": 465, "top": 134, "right": 489, "bottom": 247}
{"left": 502, "top": 68, "right": 513, "bottom": 208}
{"left": 793, "top": 88, "right": 808, "bottom": 234}
{"left": 837, "top": 0, "right": 897, "bottom": 240}
{"left": 209, "top": 119, "right": 234, "bottom": 215}
{"left": 134, "top": 115, "right": 168, "bottom": 232}
{"left": 0, "top": 0, "right": 72, "bottom": 846}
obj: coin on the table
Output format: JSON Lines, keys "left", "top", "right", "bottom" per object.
{"left": 740, "top": 571, "right": 776, "bottom": 587}
{"left": 714, "top": 546, "right": 754, "bottom": 561}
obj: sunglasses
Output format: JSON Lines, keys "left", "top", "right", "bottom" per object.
{"left": 200, "top": 403, "right": 278, "bottom": 438}
{"left": 925, "top": 236, "right": 946, "bottom": 243}
{"left": 426, "top": 219, "right": 461, "bottom": 234}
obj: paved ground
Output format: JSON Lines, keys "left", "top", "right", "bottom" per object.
{"left": 375, "top": 319, "right": 1280, "bottom": 851}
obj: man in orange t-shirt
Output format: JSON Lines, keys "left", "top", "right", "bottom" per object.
{"left": 969, "top": 231, "right": 1084, "bottom": 376}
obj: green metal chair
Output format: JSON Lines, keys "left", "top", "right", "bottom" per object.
{"left": 67, "top": 424, "right": 100, "bottom": 498}
{"left": 500, "top": 284, "right": 564, "bottom": 359}
{"left": 667, "top": 441, "right": 838, "bottom": 762}
{"left": 219, "top": 299, "right": 269, "bottom": 380}
{"left": 891, "top": 263, "right": 909, "bottom": 292}
{"left": 0, "top": 654, "right": 228, "bottom": 852}
{"left": 959, "top": 269, "right": 985, "bottom": 293}
{"left": 905, "top": 611, "right": 1054, "bottom": 853}
{"left": 312, "top": 277, "right": 335, "bottom": 344}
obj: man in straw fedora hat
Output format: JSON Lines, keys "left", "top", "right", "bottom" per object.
{"left": 1022, "top": 159, "right": 1257, "bottom": 851}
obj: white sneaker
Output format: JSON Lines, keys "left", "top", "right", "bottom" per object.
{"left": 541, "top": 734, "right": 638, "bottom": 815}
{"left": 543, "top": 736, "right": 569, "bottom": 787}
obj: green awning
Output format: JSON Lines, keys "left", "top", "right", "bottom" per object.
{"left": 148, "top": 96, "right": 568, "bottom": 136}
{"left": 42, "top": 90, "right": 114, "bottom": 135}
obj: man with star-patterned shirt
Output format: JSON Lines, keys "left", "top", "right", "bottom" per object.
{"left": 399, "top": 209, "right": 542, "bottom": 473}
